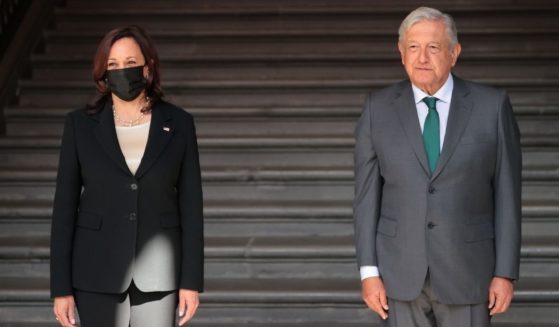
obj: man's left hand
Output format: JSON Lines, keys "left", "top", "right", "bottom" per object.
{"left": 488, "top": 276, "right": 514, "bottom": 316}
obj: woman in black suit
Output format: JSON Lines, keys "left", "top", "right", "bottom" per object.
{"left": 50, "top": 26, "right": 203, "bottom": 327}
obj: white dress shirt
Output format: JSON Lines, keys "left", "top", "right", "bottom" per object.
{"left": 360, "top": 74, "right": 454, "bottom": 280}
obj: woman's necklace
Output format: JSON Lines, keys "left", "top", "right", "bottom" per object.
{"left": 113, "top": 97, "right": 150, "bottom": 127}
{"left": 113, "top": 109, "right": 144, "bottom": 127}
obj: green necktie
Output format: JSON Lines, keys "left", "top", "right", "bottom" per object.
{"left": 422, "top": 97, "right": 440, "bottom": 173}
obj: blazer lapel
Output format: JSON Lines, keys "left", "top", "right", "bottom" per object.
{"left": 431, "top": 77, "right": 473, "bottom": 181}
{"left": 93, "top": 100, "right": 133, "bottom": 176}
{"left": 393, "top": 82, "right": 431, "bottom": 176}
{"left": 135, "top": 103, "right": 174, "bottom": 179}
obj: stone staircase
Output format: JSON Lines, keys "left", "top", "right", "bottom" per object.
{"left": 0, "top": 0, "right": 558, "bottom": 326}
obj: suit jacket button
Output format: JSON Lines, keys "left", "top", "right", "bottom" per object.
{"left": 427, "top": 222, "right": 436, "bottom": 229}
{"left": 129, "top": 213, "right": 137, "bottom": 221}
{"left": 428, "top": 186, "right": 436, "bottom": 194}
{"left": 130, "top": 183, "right": 138, "bottom": 190}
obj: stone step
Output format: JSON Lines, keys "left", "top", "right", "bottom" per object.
{"left": 42, "top": 33, "right": 559, "bottom": 60}
{"left": 4, "top": 109, "right": 559, "bottom": 138}
{"left": 1, "top": 302, "right": 558, "bottom": 327}
{"left": 4, "top": 225, "right": 559, "bottom": 260}
{"left": 0, "top": 167, "right": 357, "bottom": 182}
{"left": 1, "top": 256, "right": 557, "bottom": 287}
{"left": 0, "top": 182, "right": 359, "bottom": 206}
{"left": 0, "top": 145, "right": 350, "bottom": 170}
{"left": 28, "top": 57, "right": 559, "bottom": 82}
{"left": 0, "top": 234, "right": 355, "bottom": 260}
{"left": 0, "top": 275, "right": 558, "bottom": 304}
{"left": 18, "top": 78, "right": 559, "bottom": 92}
{"left": 49, "top": 23, "right": 559, "bottom": 39}
{"left": 49, "top": 6, "right": 559, "bottom": 36}
{"left": 0, "top": 200, "right": 352, "bottom": 221}
{"left": 1, "top": 233, "right": 557, "bottom": 280}
{"left": 4, "top": 105, "right": 559, "bottom": 137}
{"left": 0, "top": 204, "right": 557, "bottom": 237}
{"left": 3, "top": 135, "right": 559, "bottom": 151}
{"left": 1, "top": 258, "right": 556, "bottom": 288}
{"left": 5, "top": 104, "right": 559, "bottom": 121}
{"left": 0, "top": 174, "right": 556, "bottom": 203}
{"left": 15, "top": 79, "right": 559, "bottom": 108}
{"left": 0, "top": 276, "right": 557, "bottom": 326}
{"left": 7, "top": 219, "right": 559, "bottom": 281}
{"left": 0, "top": 323, "right": 558, "bottom": 327}
{"left": 59, "top": 0, "right": 559, "bottom": 13}
{"left": 0, "top": 164, "right": 556, "bottom": 183}
{"left": 2, "top": 232, "right": 558, "bottom": 260}
{"left": 0, "top": 198, "right": 557, "bottom": 224}
{"left": 0, "top": 139, "right": 556, "bottom": 169}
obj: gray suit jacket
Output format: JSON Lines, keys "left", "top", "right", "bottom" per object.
{"left": 353, "top": 76, "right": 522, "bottom": 305}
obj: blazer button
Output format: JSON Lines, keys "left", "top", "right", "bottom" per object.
{"left": 428, "top": 186, "right": 436, "bottom": 194}
{"left": 130, "top": 183, "right": 138, "bottom": 190}
{"left": 427, "top": 222, "right": 436, "bottom": 229}
{"left": 129, "top": 213, "right": 137, "bottom": 221}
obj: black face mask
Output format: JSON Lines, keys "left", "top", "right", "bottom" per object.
{"left": 105, "top": 66, "right": 147, "bottom": 101}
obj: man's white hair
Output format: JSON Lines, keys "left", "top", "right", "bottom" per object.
{"left": 398, "top": 7, "right": 458, "bottom": 47}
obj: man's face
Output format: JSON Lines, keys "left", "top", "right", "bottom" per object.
{"left": 398, "top": 20, "right": 461, "bottom": 95}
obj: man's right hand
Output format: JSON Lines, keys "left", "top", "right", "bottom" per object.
{"left": 361, "top": 276, "right": 389, "bottom": 320}
{"left": 53, "top": 295, "right": 76, "bottom": 326}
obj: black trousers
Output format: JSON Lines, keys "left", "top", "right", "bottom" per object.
{"left": 74, "top": 281, "right": 178, "bottom": 327}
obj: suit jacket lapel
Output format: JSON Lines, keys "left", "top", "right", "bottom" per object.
{"left": 93, "top": 99, "right": 133, "bottom": 176}
{"left": 135, "top": 102, "right": 174, "bottom": 179}
{"left": 431, "top": 77, "right": 473, "bottom": 181}
{"left": 393, "top": 82, "right": 431, "bottom": 176}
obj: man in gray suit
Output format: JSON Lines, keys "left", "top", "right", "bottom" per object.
{"left": 353, "top": 7, "right": 521, "bottom": 327}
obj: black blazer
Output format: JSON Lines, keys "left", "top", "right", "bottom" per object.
{"left": 50, "top": 99, "right": 204, "bottom": 297}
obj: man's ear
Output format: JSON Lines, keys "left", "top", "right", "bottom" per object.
{"left": 450, "top": 43, "right": 462, "bottom": 67}
{"left": 398, "top": 42, "right": 405, "bottom": 65}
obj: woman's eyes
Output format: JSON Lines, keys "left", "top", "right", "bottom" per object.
{"left": 107, "top": 61, "right": 138, "bottom": 68}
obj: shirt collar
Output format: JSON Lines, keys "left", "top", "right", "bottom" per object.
{"left": 412, "top": 73, "right": 454, "bottom": 105}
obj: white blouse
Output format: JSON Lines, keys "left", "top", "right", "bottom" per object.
{"left": 115, "top": 121, "right": 151, "bottom": 175}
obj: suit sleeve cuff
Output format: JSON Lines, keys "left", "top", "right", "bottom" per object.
{"left": 360, "top": 266, "right": 380, "bottom": 280}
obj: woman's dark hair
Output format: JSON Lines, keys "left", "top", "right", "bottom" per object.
{"left": 86, "top": 25, "right": 163, "bottom": 113}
